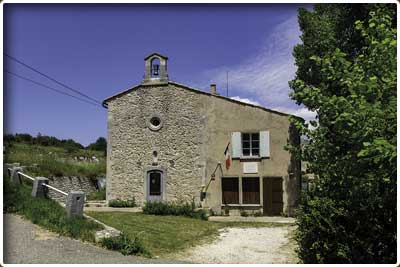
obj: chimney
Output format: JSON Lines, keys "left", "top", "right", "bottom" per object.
{"left": 210, "top": 84, "right": 217, "bottom": 95}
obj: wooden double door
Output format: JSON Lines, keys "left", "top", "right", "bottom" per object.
{"left": 263, "top": 177, "right": 283, "bottom": 216}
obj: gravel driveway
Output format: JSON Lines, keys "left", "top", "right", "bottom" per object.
{"left": 172, "top": 226, "right": 298, "bottom": 264}
{"left": 3, "top": 214, "right": 183, "bottom": 264}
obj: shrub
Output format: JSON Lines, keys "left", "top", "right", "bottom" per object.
{"left": 240, "top": 210, "right": 249, "bottom": 217}
{"left": 87, "top": 188, "right": 106, "bottom": 201}
{"left": 100, "top": 233, "right": 150, "bottom": 257}
{"left": 109, "top": 198, "right": 136, "bottom": 208}
{"left": 143, "top": 201, "right": 208, "bottom": 220}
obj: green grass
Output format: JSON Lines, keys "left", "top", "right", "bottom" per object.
{"left": 86, "top": 211, "right": 289, "bottom": 256}
{"left": 4, "top": 178, "right": 103, "bottom": 242}
{"left": 5, "top": 142, "right": 106, "bottom": 180}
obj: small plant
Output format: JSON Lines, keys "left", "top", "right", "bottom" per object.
{"left": 87, "top": 187, "right": 106, "bottom": 201}
{"left": 240, "top": 210, "right": 249, "bottom": 217}
{"left": 143, "top": 201, "right": 208, "bottom": 220}
{"left": 224, "top": 208, "right": 229, "bottom": 216}
{"left": 253, "top": 211, "right": 263, "bottom": 217}
{"left": 109, "top": 197, "right": 136, "bottom": 208}
{"left": 100, "top": 233, "right": 150, "bottom": 257}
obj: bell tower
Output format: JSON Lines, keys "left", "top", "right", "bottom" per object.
{"left": 143, "top": 53, "right": 169, "bottom": 84}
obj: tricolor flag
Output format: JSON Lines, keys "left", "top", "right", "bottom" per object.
{"left": 224, "top": 143, "right": 231, "bottom": 170}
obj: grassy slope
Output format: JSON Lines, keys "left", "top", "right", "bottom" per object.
{"left": 86, "top": 211, "right": 289, "bottom": 256}
{"left": 4, "top": 178, "right": 103, "bottom": 242}
{"left": 5, "top": 142, "right": 106, "bottom": 179}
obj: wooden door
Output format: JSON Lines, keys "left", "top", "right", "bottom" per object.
{"left": 263, "top": 177, "right": 283, "bottom": 216}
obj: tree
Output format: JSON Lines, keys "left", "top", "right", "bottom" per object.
{"left": 86, "top": 137, "right": 107, "bottom": 155}
{"left": 289, "top": 4, "right": 396, "bottom": 263}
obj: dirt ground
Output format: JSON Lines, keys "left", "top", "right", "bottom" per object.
{"left": 172, "top": 225, "right": 298, "bottom": 264}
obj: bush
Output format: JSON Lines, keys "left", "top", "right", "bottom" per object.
{"left": 100, "top": 233, "right": 150, "bottom": 257}
{"left": 143, "top": 201, "right": 208, "bottom": 220}
{"left": 109, "top": 198, "right": 136, "bottom": 208}
{"left": 87, "top": 187, "right": 106, "bottom": 201}
{"left": 240, "top": 210, "right": 249, "bottom": 217}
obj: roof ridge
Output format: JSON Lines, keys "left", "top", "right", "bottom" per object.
{"left": 103, "top": 80, "right": 299, "bottom": 118}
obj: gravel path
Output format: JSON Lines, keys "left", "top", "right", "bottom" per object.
{"left": 3, "top": 214, "right": 183, "bottom": 264}
{"left": 173, "top": 226, "right": 298, "bottom": 264}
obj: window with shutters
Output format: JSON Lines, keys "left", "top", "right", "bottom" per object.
{"left": 221, "top": 177, "right": 239, "bottom": 204}
{"left": 242, "top": 177, "right": 260, "bottom": 204}
{"left": 231, "top": 131, "right": 269, "bottom": 159}
{"left": 242, "top": 133, "right": 260, "bottom": 157}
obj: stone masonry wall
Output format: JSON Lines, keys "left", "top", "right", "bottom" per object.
{"left": 107, "top": 84, "right": 208, "bottom": 206}
{"left": 48, "top": 176, "right": 97, "bottom": 202}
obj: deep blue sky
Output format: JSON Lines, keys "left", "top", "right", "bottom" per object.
{"left": 4, "top": 4, "right": 313, "bottom": 146}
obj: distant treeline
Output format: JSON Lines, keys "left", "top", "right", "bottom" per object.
{"left": 4, "top": 133, "right": 107, "bottom": 153}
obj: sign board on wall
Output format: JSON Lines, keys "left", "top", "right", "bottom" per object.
{"left": 243, "top": 162, "right": 258, "bottom": 174}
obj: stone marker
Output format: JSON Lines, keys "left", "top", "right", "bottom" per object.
{"left": 5, "top": 163, "right": 20, "bottom": 174}
{"left": 32, "top": 177, "right": 49, "bottom": 197}
{"left": 66, "top": 191, "right": 85, "bottom": 218}
{"left": 10, "top": 167, "right": 23, "bottom": 186}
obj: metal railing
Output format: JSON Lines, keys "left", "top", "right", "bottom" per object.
{"left": 17, "top": 171, "right": 35, "bottom": 181}
{"left": 41, "top": 183, "right": 68, "bottom": 196}
{"left": 8, "top": 168, "right": 68, "bottom": 196}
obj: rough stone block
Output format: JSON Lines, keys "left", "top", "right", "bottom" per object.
{"left": 32, "top": 177, "right": 49, "bottom": 197}
{"left": 65, "top": 191, "right": 85, "bottom": 218}
{"left": 10, "top": 167, "right": 23, "bottom": 186}
{"left": 94, "top": 229, "right": 121, "bottom": 243}
{"left": 5, "top": 163, "right": 19, "bottom": 177}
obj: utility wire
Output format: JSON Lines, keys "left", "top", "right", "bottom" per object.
{"left": 4, "top": 53, "right": 102, "bottom": 105}
{"left": 4, "top": 69, "right": 103, "bottom": 108}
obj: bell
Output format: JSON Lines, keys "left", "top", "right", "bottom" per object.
{"left": 152, "top": 64, "right": 159, "bottom": 76}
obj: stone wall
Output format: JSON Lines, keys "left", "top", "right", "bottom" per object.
{"left": 105, "top": 81, "right": 301, "bottom": 214}
{"left": 106, "top": 83, "right": 208, "bottom": 205}
{"left": 48, "top": 176, "right": 97, "bottom": 202}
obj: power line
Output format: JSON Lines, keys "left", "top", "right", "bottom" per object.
{"left": 4, "top": 53, "right": 102, "bottom": 105}
{"left": 4, "top": 70, "right": 103, "bottom": 108}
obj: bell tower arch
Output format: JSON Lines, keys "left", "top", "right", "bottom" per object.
{"left": 143, "top": 53, "right": 169, "bottom": 84}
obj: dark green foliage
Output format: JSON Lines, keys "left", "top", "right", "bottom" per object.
{"left": 87, "top": 187, "right": 106, "bottom": 201}
{"left": 4, "top": 178, "right": 103, "bottom": 242}
{"left": 86, "top": 137, "right": 107, "bottom": 155}
{"left": 240, "top": 210, "right": 249, "bottom": 217}
{"left": 108, "top": 198, "right": 136, "bottom": 208}
{"left": 289, "top": 4, "right": 396, "bottom": 263}
{"left": 143, "top": 201, "right": 208, "bottom": 220}
{"left": 100, "top": 233, "right": 150, "bottom": 257}
{"left": 4, "top": 133, "right": 84, "bottom": 150}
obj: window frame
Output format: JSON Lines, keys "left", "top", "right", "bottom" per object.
{"left": 221, "top": 176, "right": 262, "bottom": 206}
{"left": 242, "top": 177, "right": 261, "bottom": 205}
{"left": 221, "top": 177, "right": 240, "bottom": 205}
{"left": 241, "top": 132, "right": 260, "bottom": 158}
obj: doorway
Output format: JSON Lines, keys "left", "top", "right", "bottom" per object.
{"left": 263, "top": 177, "right": 283, "bottom": 216}
{"left": 147, "top": 170, "right": 164, "bottom": 201}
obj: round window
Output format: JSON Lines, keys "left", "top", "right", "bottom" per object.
{"left": 148, "top": 116, "right": 163, "bottom": 131}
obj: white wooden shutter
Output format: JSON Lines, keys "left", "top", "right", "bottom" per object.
{"left": 231, "top": 132, "right": 241, "bottom": 158}
{"left": 260, "top": 131, "right": 270, "bottom": 158}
